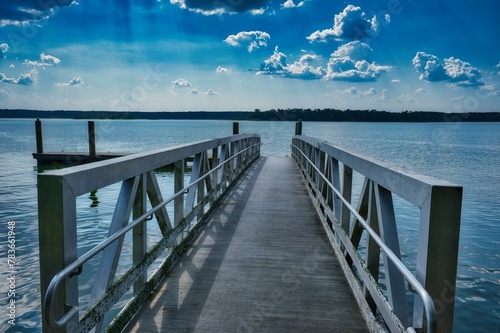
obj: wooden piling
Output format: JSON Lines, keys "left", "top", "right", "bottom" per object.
{"left": 35, "top": 118, "right": 43, "bottom": 154}
{"left": 295, "top": 119, "right": 302, "bottom": 135}
{"left": 232, "top": 122, "right": 239, "bottom": 135}
{"left": 88, "top": 121, "right": 96, "bottom": 158}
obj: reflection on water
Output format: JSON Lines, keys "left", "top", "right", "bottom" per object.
{"left": 89, "top": 190, "right": 100, "bottom": 208}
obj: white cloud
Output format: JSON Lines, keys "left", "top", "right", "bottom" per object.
{"left": 257, "top": 46, "right": 325, "bottom": 80}
{"left": 171, "top": 78, "right": 192, "bottom": 88}
{"left": 323, "top": 42, "right": 390, "bottom": 82}
{"left": 189, "top": 88, "right": 200, "bottom": 95}
{"left": 216, "top": 66, "right": 231, "bottom": 73}
{"left": 56, "top": 77, "right": 84, "bottom": 87}
{"left": 415, "top": 88, "right": 426, "bottom": 95}
{"left": 497, "top": 62, "right": 500, "bottom": 74}
{"left": 282, "top": 0, "right": 305, "bottom": 9}
{"left": 413, "top": 52, "right": 483, "bottom": 87}
{"left": 0, "top": 68, "right": 38, "bottom": 85}
{"left": 170, "top": 0, "right": 270, "bottom": 15}
{"left": 205, "top": 89, "right": 218, "bottom": 95}
{"left": 337, "top": 87, "right": 377, "bottom": 97}
{"left": 257, "top": 42, "right": 389, "bottom": 82}
{"left": 24, "top": 53, "right": 61, "bottom": 67}
{"left": 286, "top": 54, "right": 326, "bottom": 79}
{"left": 0, "top": 43, "right": 8, "bottom": 57}
{"left": 480, "top": 84, "right": 500, "bottom": 97}
{"left": 307, "top": 5, "right": 390, "bottom": 43}
{"left": 224, "top": 31, "right": 270, "bottom": 52}
{"left": 391, "top": 79, "right": 400, "bottom": 83}
{"left": 258, "top": 46, "right": 288, "bottom": 75}
{"left": 0, "top": 1, "right": 75, "bottom": 26}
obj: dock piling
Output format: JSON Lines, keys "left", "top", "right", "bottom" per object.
{"left": 295, "top": 119, "right": 302, "bottom": 135}
{"left": 35, "top": 118, "right": 43, "bottom": 154}
{"left": 232, "top": 122, "right": 239, "bottom": 135}
{"left": 88, "top": 121, "right": 96, "bottom": 158}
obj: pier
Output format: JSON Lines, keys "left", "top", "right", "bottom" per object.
{"left": 37, "top": 123, "right": 462, "bottom": 333}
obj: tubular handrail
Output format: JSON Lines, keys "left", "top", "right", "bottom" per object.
{"left": 291, "top": 143, "right": 436, "bottom": 333}
{"left": 44, "top": 142, "right": 261, "bottom": 330}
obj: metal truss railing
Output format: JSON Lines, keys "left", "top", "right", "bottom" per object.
{"left": 38, "top": 134, "right": 261, "bottom": 333}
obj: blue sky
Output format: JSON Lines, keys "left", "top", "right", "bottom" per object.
{"left": 0, "top": 0, "right": 499, "bottom": 112}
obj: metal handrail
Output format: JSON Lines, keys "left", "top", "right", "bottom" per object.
{"left": 44, "top": 142, "right": 261, "bottom": 330}
{"left": 291, "top": 143, "right": 436, "bottom": 333}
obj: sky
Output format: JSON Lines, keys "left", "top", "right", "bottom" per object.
{"left": 0, "top": 0, "right": 499, "bottom": 112}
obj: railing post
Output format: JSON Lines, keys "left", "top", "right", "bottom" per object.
{"left": 38, "top": 175, "right": 79, "bottom": 332}
{"left": 35, "top": 118, "right": 44, "bottom": 154}
{"left": 414, "top": 186, "right": 462, "bottom": 332}
{"left": 174, "top": 159, "right": 184, "bottom": 225}
{"left": 233, "top": 122, "right": 239, "bottom": 135}
{"left": 88, "top": 121, "right": 96, "bottom": 158}
{"left": 133, "top": 174, "right": 147, "bottom": 293}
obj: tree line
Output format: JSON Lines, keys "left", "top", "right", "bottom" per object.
{"left": 1, "top": 108, "right": 499, "bottom": 122}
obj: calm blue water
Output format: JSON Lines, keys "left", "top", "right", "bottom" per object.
{"left": 0, "top": 119, "right": 498, "bottom": 332}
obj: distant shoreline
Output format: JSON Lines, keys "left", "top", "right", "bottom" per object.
{"left": 1, "top": 109, "right": 499, "bottom": 122}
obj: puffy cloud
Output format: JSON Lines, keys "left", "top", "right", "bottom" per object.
{"left": 413, "top": 52, "right": 483, "bottom": 87}
{"left": 24, "top": 53, "right": 61, "bottom": 67}
{"left": 216, "top": 66, "right": 231, "bottom": 73}
{"left": 258, "top": 46, "right": 288, "bottom": 74}
{"left": 282, "top": 0, "right": 304, "bottom": 8}
{"left": 0, "top": 1, "right": 75, "bottom": 26}
{"left": 257, "top": 46, "right": 325, "bottom": 79}
{"left": 332, "top": 41, "right": 373, "bottom": 60}
{"left": 415, "top": 88, "right": 426, "bottom": 95}
{"left": 0, "top": 43, "right": 8, "bottom": 58}
{"left": 56, "top": 77, "right": 84, "bottom": 87}
{"left": 307, "top": 5, "right": 390, "bottom": 43}
{"left": 257, "top": 42, "right": 389, "bottom": 82}
{"left": 224, "top": 31, "right": 270, "bottom": 52}
{"left": 170, "top": 0, "right": 270, "bottom": 15}
{"left": 0, "top": 68, "right": 38, "bottom": 85}
{"left": 171, "top": 78, "right": 192, "bottom": 88}
{"left": 323, "top": 42, "right": 391, "bottom": 82}
{"left": 189, "top": 88, "right": 200, "bottom": 95}
{"left": 286, "top": 54, "right": 326, "bottom": 79}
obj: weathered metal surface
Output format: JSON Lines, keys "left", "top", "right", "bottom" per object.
{"left": 122, "top": 157, "right": 369, "bottom": 333}
{"left": 38, "top": 134, "right": 260, "bottom": 333}
{"left": 292, "top": 136, "right": 461, "bottom": 333}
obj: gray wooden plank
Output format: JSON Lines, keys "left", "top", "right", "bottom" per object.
{"left": 122, "top": 156, "right": 369, "bottom": 333}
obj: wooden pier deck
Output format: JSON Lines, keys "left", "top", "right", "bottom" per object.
{"left": 122, "top": 156, "right": 369, "bottom": 333}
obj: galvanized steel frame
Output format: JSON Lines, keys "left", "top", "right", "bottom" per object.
{"left": 38, "top": 134, "right": 261, "bottom": 333}
{"left": 291, "top": 136, "right": 462, "bottom": 333}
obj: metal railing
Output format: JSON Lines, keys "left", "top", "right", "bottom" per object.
{"left": 38, "top": 134, "right": 261, "bottom": 333}
{"left": 291, "top": 136, "right": 462, "bottom": 333}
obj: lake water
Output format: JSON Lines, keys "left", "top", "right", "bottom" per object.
{"left": 0, "top": 119, "right": 498, "bottom": 332}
